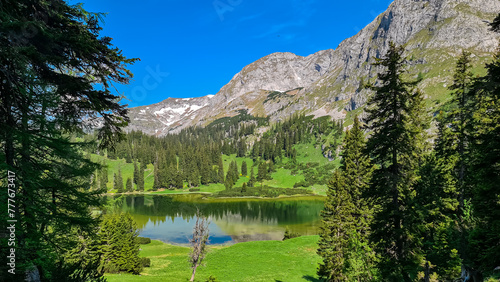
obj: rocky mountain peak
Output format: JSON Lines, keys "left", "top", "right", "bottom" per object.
{"left": 126, "top": 0, "right": 500, "bottom": 136}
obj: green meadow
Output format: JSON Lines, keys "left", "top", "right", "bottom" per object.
{"left": 105, "top": 236, "right": 322, "bottom": 282}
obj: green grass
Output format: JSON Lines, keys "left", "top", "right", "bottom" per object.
{"left": 105, "top": 236, "right": 322, "bottom": 282}
{"left": 93, "top": 141, "right": 336, "bottom": 197}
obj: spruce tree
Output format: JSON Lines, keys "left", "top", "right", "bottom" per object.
{"left": 317, "top": 117, "right": 375, "bottom": 281}
{"left": 434, "top": 50, "right": 476, "bottom": 278}
{"left": 153, "top": 157, "right": 160, "bottom": 191}
{"left": 241, "top": 160, "right": 248, "bottom": 176}
{"left": 126, "top": 177, "right": 133, "bottom": 192}
{"left": 137, "top": 161, "right": 145, "bottom": 192}
{"left": 200, "top": 154, "right": 211, "bottom": 185}
{"left": 364, "top": 42, "right": 428, "bottom": 281}
{"left": 469, "top": 18, "right": 500, "bottom": 276}
{"left": 133, "top": 159, "right": 139, "bottom": 185}
{"left": 217, "top": 155, "right": 225, "bottom": 184}
{"left": 116, "top": 168, "right": 124, "bottom": 193}
{"left": 100, "top": 213, "right": 142, "bottom": 274}
{"left": 248, "top": 168, "right": 255, "bottom": 187}
{"left": 317, "top": 171, "right": 354, "bottom": 281}
{"left": 257, "top": 162, "right": 267, "bottom": 182}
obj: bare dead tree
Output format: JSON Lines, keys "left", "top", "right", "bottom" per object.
{"left": 189, "top": 210, "right": 210, "bottom": 282}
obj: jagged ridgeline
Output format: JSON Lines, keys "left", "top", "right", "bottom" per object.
{"left": 126, "top": 0, "right": 500, "bottom": 136}
{"left": 86, "top": 111, "right": 343, "bottom": 194}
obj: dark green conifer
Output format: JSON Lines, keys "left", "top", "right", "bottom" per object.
{"left": 241, "top": 160, "right": 248, "bottom": 176}
{"left": 100, "top": 213, "right": 142, "bottom": 274}
{"left": 137, "top": 162, "right": 145, "bottom": 192}
{"left": 364, "top": 42, "right": 428, "bottom": 281}
{"left": 317, "top": 171, "right": 354, "bottom": 281}
{"left": 126, "top": 177, "right": 133, "bottom": 192}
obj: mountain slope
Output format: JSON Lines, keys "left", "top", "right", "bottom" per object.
{"left": 127, "top": 0, "right": 500, "bottom": 135}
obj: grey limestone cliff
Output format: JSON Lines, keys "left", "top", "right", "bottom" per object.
{"left": 127, "top": 0, "right": 500, "bottom": 135}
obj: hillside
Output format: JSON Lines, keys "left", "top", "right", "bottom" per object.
{"left": 126, "top": 0, "right": 500, "bottom": 136}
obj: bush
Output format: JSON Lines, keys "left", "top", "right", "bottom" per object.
{"left": 137, "top": 237, "right": 151, "bottom": 244}
{"left": 189, "top": 188, "right": 200, "bottom": 192}
{"left": 206, "top": 275, "right": 220, "bottom": 282}
{"left": 214, "top": 185, "right": 312, "bottom": 198}
{"left": 140, "top": 257, "right": 151, "bottom": 268}
{"left": 283, "top": 227, "right": 300, "bottom": 240}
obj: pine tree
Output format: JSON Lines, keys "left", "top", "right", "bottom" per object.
{"left": 248, "top": 168, "right": 255, "bottom": 187}
{"left": 200, "top": 154, "right": 211, "bottom": 185}
{"left": 153, "top": 157, "right": 160, "bottom": 191}
{"left": 317, "top": 117, "right": 376, "bottom": 281}
{"left": 126, "top": 177, "right": 133, "bottom": 192}
{"left": 133, "top": 159, "right": 139, "bottom": 185}
{"left": 116, "top": 168, "right": 124, "bottom": 193}
{"left": 100, "top": 162, "right": 109, "bottom": 191}
{"left": 241, "top": 160, "right": 248, "bottom": 176}
{"left": 137, "top": 161, "right": 145, "bottom": 192}
{"left": 468, "top": 18, "right": 500, "bottom": 276}
{"left": 364, "top": 42, "right": 428, "bottom": 281}
{"left": 434, "top": 50, "right": 476, "bottom": 278}
{"left": 217, "top": 155, "right": 225, "bottom": 184}
{"left": 257, "top": 162, "right": 267, "bottom": 182}
{"left": 100, "top": 213, "right": 142, "bottom": 274}
{"left": 317, "top": 171, "right": 354, "bottom": 281}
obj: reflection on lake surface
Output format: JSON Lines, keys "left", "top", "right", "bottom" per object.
{"left": 106, "top": 194, "right": 325, "bottom": 245}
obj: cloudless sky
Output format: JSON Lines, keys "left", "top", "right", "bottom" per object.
{"left": 73, "top": 0, "right": 393, "bottom": 108}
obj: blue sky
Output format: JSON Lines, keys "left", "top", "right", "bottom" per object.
{"left": 75, "top": 0, "right": 393, "bottom": 107}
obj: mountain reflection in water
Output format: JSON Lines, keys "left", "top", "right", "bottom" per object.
{"left": 105, "top": 194, "right": 325, "bottom": 245}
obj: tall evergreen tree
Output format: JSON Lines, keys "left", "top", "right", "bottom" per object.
{"left": 133, "top": 159, "right": 139, "bottom": 185}
{"left": 434, "top": 50, "right": 476, "bottom": 278}
{"left": 116, "top": 168, "right": 124, "bottom": 193}
{"left": 257, "top": 162, "right": 267, "bottom": 182}
{"left": 468, "top": 17, "right": 500, "bottom": 277}
{"left": 364, "top": 42, "right": 428, "bottom": 281}
{"left": 100, "top": 213, "right": 142, "bottom": 274}
{"left": 317, "top": 171, "right": 354, "bottom": 281}
{"left": 217, "top": 155, "right": 225, "bottom": 184}
{"left": 317, "top": 117, "right": 375, "bottom": 281}
{"left": 137, "top": 161, "right": 145, "bottom": 192}
{"left": 126, "top": 177, "right": 133, "bottom": 192}
{"left": 200, "top": 154, "right": 211, "bottom": 185}
{"left": 241, "top": 160, "right": 248, "bottom": 176}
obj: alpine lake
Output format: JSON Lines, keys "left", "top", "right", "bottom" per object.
{"left": 105, "top": 194, "right": 325, "bottom": 246}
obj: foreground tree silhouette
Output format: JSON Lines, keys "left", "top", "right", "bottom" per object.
{"left": 0, "top": 0, "right": 137, "bottom": 279}
{"left": 189, "top": 211, "right": 210, "bottom": 282}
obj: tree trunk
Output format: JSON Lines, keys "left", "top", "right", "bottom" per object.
{"left": 190, "top": 264, "right": 198, "bottom": 282}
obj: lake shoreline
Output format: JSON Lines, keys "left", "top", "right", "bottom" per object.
{"left": 102, "top": 191, "right": 326, "bottom": 200}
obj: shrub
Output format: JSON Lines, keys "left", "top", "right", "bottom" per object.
{"left": 140, "top": 257, "right": 151, "bottom": 268}
{"left": 283, "top": 227, "right": 300, "bottom": 240}
{"left": 206, "top": 275, "right": 220, "bottom": 282}
{"left": 137, "top": 237, "right": 151, "bottom": 244}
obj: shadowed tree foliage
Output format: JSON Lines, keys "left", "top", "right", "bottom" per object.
{"left": 364, "top": 42, "right": 429, "bottom": 281}
{"left": 468, "top": 16, "right": 500, "bottom": 278}
{"left": 317, "top": 117, "right": 376, "bottom": 281}
{"left": 0, "top": 0, "right": 137, "bottom": 279}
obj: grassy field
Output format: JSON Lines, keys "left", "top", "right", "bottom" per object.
{"left": 105, "top": 236, "right": 322, "bottom": 282}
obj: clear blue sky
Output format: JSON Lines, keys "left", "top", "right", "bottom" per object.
{"left": 74, "top": 0, "right": 393, "bottom": 108}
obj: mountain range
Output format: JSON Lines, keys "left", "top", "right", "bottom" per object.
{"left": 126, "top": 0, "right": 500, "bottom": 136}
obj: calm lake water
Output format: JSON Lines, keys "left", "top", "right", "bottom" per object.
{"left": 106, "top": 194, "right": 325, "bottom": 245}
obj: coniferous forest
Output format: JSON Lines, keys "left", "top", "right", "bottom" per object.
{"left": 1, "top": 0, "right": 500, "bottom": 281}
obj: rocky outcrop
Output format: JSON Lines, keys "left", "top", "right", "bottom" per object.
{"left": 127, "top": 0, "right": 500, "bottom": 135}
